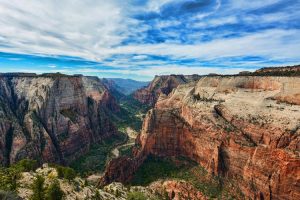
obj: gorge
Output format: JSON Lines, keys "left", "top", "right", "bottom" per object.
{"left": 0, "top": 66, "right": 300, "bottom": 199}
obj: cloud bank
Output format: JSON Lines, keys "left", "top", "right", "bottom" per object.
{"left": 0, "top": 0, "right": 299, "bottom": 80}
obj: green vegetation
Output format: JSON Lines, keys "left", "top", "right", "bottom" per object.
{"left": 45, "top": 180, "right": 64, "bottom": 200}
{"left": 91, "top": 190, "right": 101, "bottom": 200}
{"left": 110, "top": 95, "right": 150, "bottom": 132}
{"left": 252, "top": 67, "right": 300, "bottom": 76}
{"left": 70, "top": 133, "right": 127, "bottom": 175}
{"left": 119, "top": 145, "right": 134, "bottom": 157}
{"left": 55, "top": 166, "right": 76, "bottom": 181}
{"left": 127, "top": 191, "right": 148, "bottom": 200}
{"left": 30, "top": 175, "right": 64, "bottom": 200}
{"left": 41, "top": 72, "right": 70, "bottom": 78}
{"left": 30, "top": 175, "right": 45, "bottom": 200}
{"left": 131, "top": 156, "right": 244, "bottom": 199}
{"left": 0, "top": 159, "right": 38, "bottom": 191}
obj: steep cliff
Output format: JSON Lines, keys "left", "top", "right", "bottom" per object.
{"left": 0, "top": 73, "right": 118, "bottom": 166}
{"left": 133, "top": 74, "right": 200, "bottom": 106}
{"left": 101, "top": 76, "right": 300, "bottom": 199}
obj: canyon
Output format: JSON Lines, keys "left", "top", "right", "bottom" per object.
{"left": 101, "top": 74, "right": 300, "bottom": 199}
{"left": 1, "top": 68, "right": 300, "bottom": 199}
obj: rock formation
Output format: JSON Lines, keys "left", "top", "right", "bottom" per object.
{"left": 0, "top": 73, "right": 118, "bottom": 166}
{"left": 17, "top": 164, "right": 164, "bottom": 200}
{"left": 254, "top": 65, "right": 300, "bottom": 76}
{"left": 133, "top": 74, "right": 200, "bottom": 106}
{"left": 101, "top": 75, "right": 300, "bottom": 199}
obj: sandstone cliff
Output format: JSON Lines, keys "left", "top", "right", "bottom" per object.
{"left": 101, "top": 76, "right": 300, "bottom": 199}
{"left": 133, "top": 74, "right": 200, "bottom": 106}
{"left": 0, "top": 73, "right": 118, "bottom": 166}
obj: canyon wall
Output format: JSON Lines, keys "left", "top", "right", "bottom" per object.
{"left": 0, "top": 74, "right": 118, "bottom": 166}
{"left": 101, "top": 76, "right": 300, "bottom": 199}
{"left": 133, "top": 74, "right": 200, "bottom": 106}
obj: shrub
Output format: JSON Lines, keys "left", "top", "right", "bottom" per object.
{"left": 0, "top": 159, "right": 38, "bottom": 191}
{"left": 0, "top": 190, "right": 21, "bottom": 200}
{"left": 30, "top": 175, "right": 45, "bottom": 200}
{"left": 45, "top": 180, "right": 64, "bottom": 200}
{"left": 63, "top": 167, "right": 76, "bottom": 181}
{"left": 56, "top": 166, "right": 76, "bottom": 181}
{"left": 11, "top": 159, "right": 38, "bottom": 172}
{"left": 127, "top": 191, "right": 147, "bottom": 200}
{"left": 0, "top": 167, "right": 20, "bottom": 191}
{"left": 91, "top": 190, "right": 101, "bottom": 200}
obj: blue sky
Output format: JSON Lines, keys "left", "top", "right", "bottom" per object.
{"left": 0, "top": 0, "right": 299, "bottom": 80}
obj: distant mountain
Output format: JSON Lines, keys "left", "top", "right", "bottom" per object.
{"left": 105, "top": 78, "right": 149, "bottom": 95}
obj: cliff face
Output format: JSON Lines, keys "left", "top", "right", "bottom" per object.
{"left": 133, "top": 74, "right": 200, "bottom": 106}
{"left": 0, "top": 74, "right": 118, "bottom": 166}
{"left": 101, "top": 76, "right": 300, "bottom": 199}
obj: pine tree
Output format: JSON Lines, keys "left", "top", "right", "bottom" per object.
{"left": 30, "top": 175, "right": 45, "bottom": 200}
{"left": 45, "top": 179, "right": 64, "bottom": 200}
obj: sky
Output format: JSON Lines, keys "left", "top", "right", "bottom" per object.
{"left": 0, "top": 0, "right": 299, "bottom": 81}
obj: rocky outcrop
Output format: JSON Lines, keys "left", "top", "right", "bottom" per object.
{"left": 17, "top": 164, "right": 163, "bottom": 200}
{"left": 254, "top": 65, "right": 300, "bottom": 76}
{"left": 149, "top": 180, "right": 207, "bottom": 200}
{"left": 101, "top": 76, "right": 300, "bottom": 199}
{"left": 133, "top": 74, "right": 200, "bottom": 106}
{"left": 0, "top": 73, "right": 118, "bottom": 166}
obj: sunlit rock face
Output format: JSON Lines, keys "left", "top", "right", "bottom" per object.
{"left": 133, "top": 74, "right": 200, "bottom": 106}
{"left": 0, "top": 73, "right": 118, "bottom": 166}
{"left": 102, "top": 75, "right": 300, "bottom": 200}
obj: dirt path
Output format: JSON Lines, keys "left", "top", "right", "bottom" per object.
{"left": 111, "top": 127, "right": 138, "bottom": 158}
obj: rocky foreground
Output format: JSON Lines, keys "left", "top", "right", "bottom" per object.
{"left": 101, "top": 75, "right": 300, "bottom": 199}
{"left": 0, "top": 73, "right": 118, "bottom": 166}
{"left": 15, "top": 163, "right": 203, "bottom": 200}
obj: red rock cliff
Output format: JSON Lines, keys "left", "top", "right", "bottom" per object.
{"left": 133, "top": 74, "right": 200, "bottom": 106}
{"left": 101, "top": 76, "right": 300, "bottom": 199}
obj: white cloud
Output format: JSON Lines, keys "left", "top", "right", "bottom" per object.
{"left": 99, "top": 29, "right": 300, "bottom": 61}
{"left": 0, "top": 0, "right": 131, "bottom": 60}
{"left": 48, "top": 65, "right": 56, "bottom": 68}
{"left": 0, "top": 0, "right": 299, "bottom": 79}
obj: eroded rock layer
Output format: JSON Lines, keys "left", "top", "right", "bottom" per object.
{"left": 133, "top": 74, "right": 200, "bottom": 106}
{"left": 0, "top": 74, "right": 118, "bottom": 166}
{"left": 101, "top": 76, "right": 300, "bottom": 199}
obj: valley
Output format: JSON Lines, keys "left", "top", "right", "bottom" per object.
{"left": 0, "top": 65, "right": 299, "bottom": 199}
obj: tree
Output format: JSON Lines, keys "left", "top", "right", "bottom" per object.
{"left": 30, "top": 175, "right": 45, "bottom": 200}
{"left": 12, "top": 159, "right": 38, "bottom": 172}
{"left": 91, "top": 190, "right": 101, "bottom": 200}
{"left": 45, "top": 180, "right": 64, "bottom": 200}
{"left": 63, "top": 167, "right": 76, "bottom": 181}
{"left": 56, "top": 166, "right": 76, "bottom": 181}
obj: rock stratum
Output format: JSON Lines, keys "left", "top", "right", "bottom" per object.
{"left": 0, "top": 73, "right": 118, "bottom": 166}
{"left": 101, "top": 75, "right": 300, "bottom": 199}
{"left": 133, "top": 74, "right": 200, "bottom": 106}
